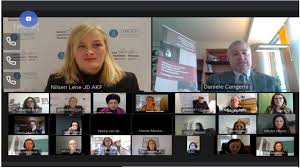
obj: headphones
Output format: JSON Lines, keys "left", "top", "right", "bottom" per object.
{"left": 189, "top": 142, "right": 198, "bottom": 149}
{"left": 23, "top": 139, "right": 35, "bottom": 148}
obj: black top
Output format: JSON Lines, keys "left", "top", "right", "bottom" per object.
{"left": 44, "top": 71, "right": 140, "bottom": 92}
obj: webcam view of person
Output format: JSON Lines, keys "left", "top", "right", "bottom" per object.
{"left": 94, "top": 137, "right": 120, "bottom": 155}
{"left": 147, "top": 140, "right": 157, "bottom": 152}
{"left": 222, "top": 139, "right": 246, "bottom": 154}
{"left": 64, "top": 97, "right": 83, "bottom": 114}
{"left": 194, "top": 123, "right": 205, "bottom": 135}
{"left": 193, "top": 96, "right": 209, "bottom": 113}
{"left": 267, "top": 114, "right": 291, "bottom": 134}
{"left": 98, "top": 94, "right": 125, "bottom": 114}
{"left": 44, "top": 23, "right": 139, "bottom": 92}
{"left": 187, "top": 142, "right": 200, "bottom": 154}
{"left": 24, "top": 120, "right": 43, "bottom": 134}
{"left": 206, "top": 41, "right": 281, "bottom": 92}
{"left": 231, "top": 120, "right": 247, "bottom": 134}
{"left": 19, "top": 139, "right": 41, "bottom": 156}
{"left": 64, "top": 121, "right": 81, "bottom": 135}
{"left": 222, "top": 96, "right": 246, "bottom": 113}
{"left": 61, "top": 139, "right": 81, "bottom": 155}
{"left": 270, "top": 141, "right": 287, "bottom": 156}
{"left": 140, "top": 96, "right": 159, "bottom": 111}
{"left": 22, "top": 97, "right": 42, "bottom": 113}
{"left": 265, "top": 93, "right": 292, "bottom": 114}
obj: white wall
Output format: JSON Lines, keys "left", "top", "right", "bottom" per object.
{"left": 217, "top": 93, "right": 257, "bottom": 110}
{"left": 93, "top": 93, "right": 126, "bottom": 112}
{"left": 50, "top": 93, "right": 91, "bottom": 113}
{"left": 132, "top": 135, "right": 172, "bottom": 155}
{"left": 175, "top": 115, "right": 215, "bottom": 135}
{"left": 218, "top": 115, "right": 256, "bottom": 134}
{"left": 9, "top": 93, "right": 49, "bottom": 113}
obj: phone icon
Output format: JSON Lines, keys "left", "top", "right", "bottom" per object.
{"left": 6, "top": 76, "right": 17, "bottom": 85}
{"left": 6, "top": 56, "right": 17, "bottom": 66}
{"left": 6, "top": 37, "right": 17, "bottom": 46}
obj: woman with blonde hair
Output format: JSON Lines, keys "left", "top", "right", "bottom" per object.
{"left": 45, "top": 23, "right": 139, "bottom": 92}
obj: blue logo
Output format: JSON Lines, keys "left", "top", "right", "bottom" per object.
{"left": 14, "top": 72, "right": 21, "bottom": 80}
{"left": 57, "top": 52, "right": 64, "bottom": 60}
{"left": 109, "top": 29, "right": 118, "bottom": 38}
{"left": 19, "top": 10, "right": 38, "bottom": 27}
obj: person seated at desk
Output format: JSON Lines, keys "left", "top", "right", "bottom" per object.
{"left": 140, "top": 96, "right": 159, "bottom": 111}
{"left": 94, "top": 137, "right": 120, "bottom": 155}
{"left": 22, "top": 97, "right": 42, "bottom": 114}
{"left": 44, "top": 23, "right": 139, "bottom": 92}
{"left": 61, "top": 139, "right": 81, "bottom": 155}
{"left": 19, "top": 139, "right": 41, "bottom": 156}
{"left": 64, "top": 121, "right": 81, "bottom": 135}
{"left": 98, "top": 94, "right": 125, "bottom": 114}
{"left": 206, "top": 41, "right": 281, "bottom": 92}
{"left": 270, "top": 141, "right": 287, "bottom": 156}
{"left": 193, "top": 96, "right": 209, "bottom": 113}
{"left": 222, "top": 96, "right": 246, "bottom": 113}
{"left": 265, "top": 93, "right": 292, "bottom": 114}
{"left": 63, "top": 97, "right": 83, "bottom": 114}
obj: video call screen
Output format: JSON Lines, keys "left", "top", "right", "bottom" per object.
{"left": 1, "top": 0, "right": 299, "bottom": 167}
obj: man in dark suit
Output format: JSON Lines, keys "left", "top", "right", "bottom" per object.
{"left": 206, "top": 41, "right": 281, "bottom": 92}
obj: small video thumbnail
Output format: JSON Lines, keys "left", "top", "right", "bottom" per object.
{"left": 8, "top": 93, "right": 49, "bottom": 114}
{"left": 132, "top": 135, "right": 172, "bottom": 155}
{"left": 217, "top": 135, "right": 251, "bottom": 155}
{"left": 50, "top": 93, "right": 91, "bottom": 115}
{"left": 258, "top": 93, "right": 294, "bottom": 114}
{"left": 186, "top": 136, "right": 200, "bottom": 155}
{"left": 132, "top": 115, "right": 172, "bottom": 135}
{"left": 8, "top": 135, "right": 48, "bottom": 155}
{"left": 257, "top": 114, "right": 296, "bottom": 134}
{"left": 56, "top": 115, "right": 82, "bottom": 135}
{"left": 56, "top": 136, "right": 82, "bottom": 155}
{"left": 175, "top": 115, "right": 216, "bottom": 135}
{"left": 136, "top": 94, "right": 168, "bottom": 112}
{"left": 12, "top": 116, "right": 47, "bottom": 135}
{"left": 175, "top": 93, "right": 216, "bottom": 114}
{"left": 91, "top": 115, "right": 131, "bottom": 135}
{"left": 256, "top": 136, "right": 294, "bottom": 156}
{"left": 217, "top": 93, "right": 257, "bottom": 114}
{"left": 218, "top": 115, "right": 256, "bottom": 134}
{"left": 90, "top": 135, "right": 131, "bottom": 155}
{"left": 93, "top": 93, "right": 126, "bottom": 114}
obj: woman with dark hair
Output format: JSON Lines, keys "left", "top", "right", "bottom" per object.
{"left": 95, "top": 137, "right": 119, "bottom": 155}
{"left": 187, "top": 142, "right": 199, "bottom": 154}
{"left": 98, "top": 94, "right": 125, "bottom": 114}
{"left": 147, "top": 140, "right": 157, "bottom": 151}
{"left": 226, "top": 139, "right": 246, "bottom": 154}
{"left": 270, "top": 141, "right": 287, "bottom": 156}
{"left": 265, "top": 93, "right": 292, "bottom": 114}
{"left": 22, "top": 97, "right": 42, "bottom": 113}
{"left": 64, "top": 121, "right": 81, "bottom": 135}
{"left": 194, "top": 122, "right": 205, "bottom": 135}
{"left": 268, "top": 114, "right": 291, "bottom": 134}
{"left": 231, "top": 120, "right": 247, "bottom": 134}
{"left": 19, "top": 139, "right": 41, "bottom": 155}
